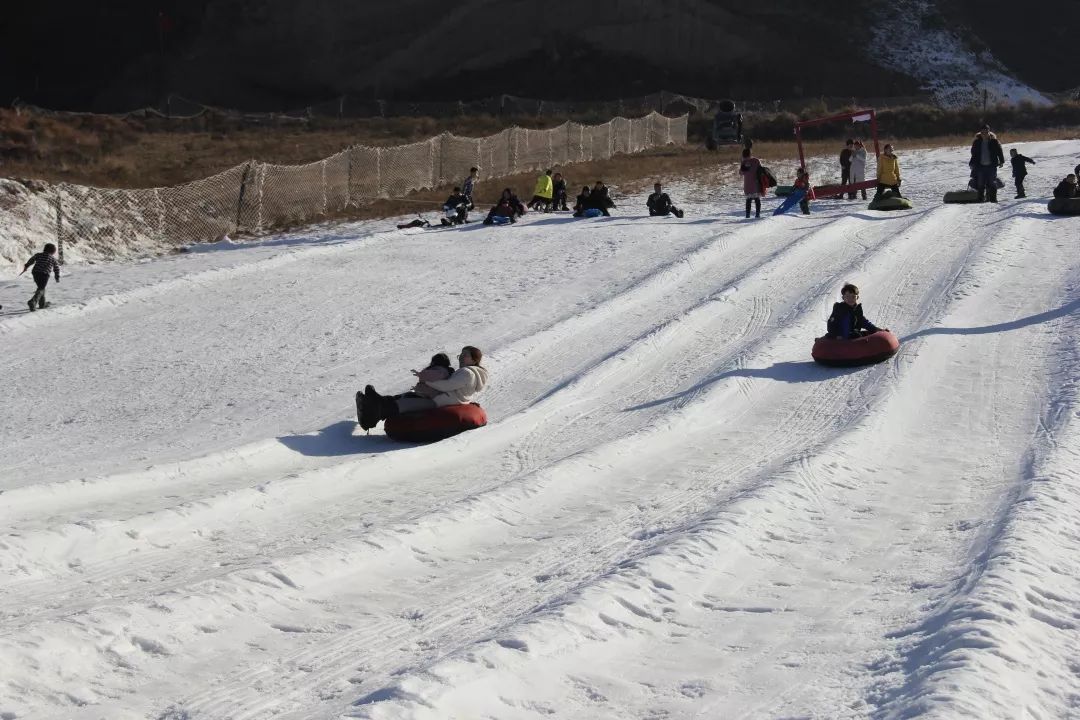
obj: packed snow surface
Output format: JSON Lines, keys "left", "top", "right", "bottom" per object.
{"left": 2, "top": 141, "right": 1080, "bottom": 719}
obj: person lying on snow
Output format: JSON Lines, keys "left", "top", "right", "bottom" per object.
{"left": 646, "top": 182, "right": 685, "bottom": 218}
{"left": 572, "top": 186, "right": 592, "bottom": 217}
{"left": 483, "top": 188, "right": 526, "bottom": 224}
{"left": 826, "top": 283, "right": 888, "bottom": 339}
{"left": 1053, "top": 174, "right": 1078, "bottom": 199}
{"left": 410, "top": 352, "right": 454, "bottom": 398}
{"left": 441, "top": 187, "right": 469, "bottom": 225}
{"left": 359, "top": 346, "right": 488, "bottom": 430}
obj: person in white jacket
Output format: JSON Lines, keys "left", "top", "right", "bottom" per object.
{"left": 849, "top": 140, "right": 868, "bottom": 200}
{"left": 358, "top": 346, "right": 488, "bottom": 429}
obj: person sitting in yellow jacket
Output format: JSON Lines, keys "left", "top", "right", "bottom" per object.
{"left": 875, "top": 144, "right": 903, "bottom": 198}
{"left": 528, "top": 169, "right": 555, "bottom": 211}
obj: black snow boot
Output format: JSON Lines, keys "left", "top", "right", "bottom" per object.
{"left": 359, "top": 385, "right": 382, "bottom": 430}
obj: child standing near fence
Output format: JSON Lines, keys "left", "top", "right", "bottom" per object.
{"left": 20, "top": 243, "right": 61, "bottom": 311}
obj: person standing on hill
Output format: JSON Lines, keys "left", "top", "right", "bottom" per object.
{"left": 551, "top": 172, "right": 569, "bottom": 211}
{"left": 970, "top": 124, "right": 1005, "bottom": 203}
{"left": 850, "top": 140, "right": 868, "bottom": 200}
{"left": 462, "top": 166, "right": 479, "bottom": 210}
{"left": 1009, "top": 148, "right": 1035, "bottom": 199}
{"left": 20, "top": 243, "right": 61, "bottom": 311}
{"left": 740, "top": 148, "right": 765, "bottom": 218}
{"left": 875, "top": 144, "right": 903, "bottom": 199}
{"left": 840, "top": 139, "right": 855, "bottom": 199}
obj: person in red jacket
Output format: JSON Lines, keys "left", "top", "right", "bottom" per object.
{"left": 793, "top": 167, "right": 811, "bottom": 215}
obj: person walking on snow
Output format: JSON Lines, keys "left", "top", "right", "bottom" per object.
{"left": 740, "top": 148, "right": 765, "bottom": 218}
{"left": 875, "top": 144, "right": 903, "bottom": 199}
{"left": 529, "top": 169, "right": 554, "bottom": 211}
{"left": 20, "top": 243, "right": 61, "bottom": 311}
{"left": 970, "top": 124, "right": 1005, "bottom": 203}
{"left": 1009, "top": 148, "right": 1035, "bottom": 198}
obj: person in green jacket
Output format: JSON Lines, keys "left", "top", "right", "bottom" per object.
{"left": 528, "top": 169, "right": 555, "bottom": 211}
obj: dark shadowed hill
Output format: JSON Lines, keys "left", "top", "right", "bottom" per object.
{"left": 0, "top": 0, "right": 1062, "bottom": 112}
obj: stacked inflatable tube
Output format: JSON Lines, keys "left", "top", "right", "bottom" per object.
{"left": 868, "top": 194, "right": 913, "bottom": 211}
{"left": 943, "top": 189, "right": 980, "bottom": 204}
{"left": 1048, "top": 198, "right": 1080, "bottom": 216}
{"left": 812, "top": 330, "right": 900, "bottom": 367}
{"left": 384, "top": 403, "right": 488, "bottom": 442}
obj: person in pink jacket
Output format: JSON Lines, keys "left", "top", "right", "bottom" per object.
{"left": 740, "top": 148, "right": 766, "bottom": 218}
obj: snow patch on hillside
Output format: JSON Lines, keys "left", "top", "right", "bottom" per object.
{"left": 872, "top": 0, "right": 1050, "bottom": 108}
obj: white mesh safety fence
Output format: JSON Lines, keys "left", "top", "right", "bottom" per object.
{"left": 49, "top": 112, "right": 685, "bottom": 259}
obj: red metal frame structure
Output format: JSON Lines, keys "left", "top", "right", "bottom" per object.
{"left": 794, "top": 109, "right": 880, "bottom": 199}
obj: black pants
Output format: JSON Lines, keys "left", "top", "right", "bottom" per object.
{"left": 841, "top": 167, "right": 854, "bottom": 199}
{"left": 552, "top": 190, "right": 568, "bottom": 210}
{"left": 1014, "top": 175, "right": 1026, "bottom": 197}
{"left": 799, "top": 198, "right": 810, "bottom": 214}
{"left": 875, "top": 183, "right": 902, "bottom": 198}
{"left": 30, "top": 272, "right": 49, "bottom": 308}
{"left": 745, "top": 197, "right": 761, "bottom": 217}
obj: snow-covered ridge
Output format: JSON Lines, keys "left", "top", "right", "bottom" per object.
{"left": 871, "top": 0, "right": 1050, "bottom": 108}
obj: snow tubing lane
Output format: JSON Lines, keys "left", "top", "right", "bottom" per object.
{"left": 943, "top": 189, "right": 980, "bottom": 204}
{"left": 812, "top": 330, "right": 900, "bottom": 367}
{"left": 1048, "top": 197, "right": 1080, "bottom": 216}
{"left": 868, "top": 195, "right": 913, "bottom": 211}
{"left": 384, "top": 403, "right": 488, "bottom": 443}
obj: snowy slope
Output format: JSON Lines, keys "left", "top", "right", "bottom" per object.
{"left": 1, "top": 141, "right": 1079, "bottom": 720}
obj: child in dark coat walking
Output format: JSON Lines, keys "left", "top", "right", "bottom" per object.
{"left": 1009, "top": 148, "right": 1035, "bottom": 198}
{"left": 20, "top": 243, "right": 61, "bottom": 311}
{"left": 826, "top": 283, "right": 884, "bottom": 339}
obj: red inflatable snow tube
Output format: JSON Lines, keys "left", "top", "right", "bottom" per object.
{"left": 384, "top": 403, "right": 488, "bottom": 442}
{"left": 812, "top": 330, "right": 900, "bottom": 367}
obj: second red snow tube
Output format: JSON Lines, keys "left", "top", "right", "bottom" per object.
{"left": 384, "top": 403, "right": 488, "bottom": 442}
{"left": 812, "top": 330, "right": 900, "bottom": 367}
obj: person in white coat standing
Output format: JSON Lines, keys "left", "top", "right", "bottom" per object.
{"left": 849, "top": 140, "right": 868, "bottom": 200}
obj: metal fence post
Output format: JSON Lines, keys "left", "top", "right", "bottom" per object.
{"left": 54, "top": 190, "right": 64, "bottom": 265}
{"left": 235, "top": 161, "right": 252, "bottom": 233}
